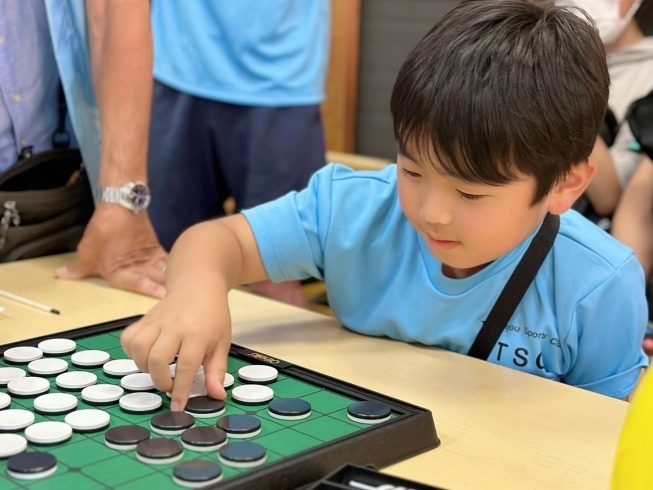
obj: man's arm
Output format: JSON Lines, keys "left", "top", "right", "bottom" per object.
{"left": 56, "top": 0, "right": 168, "bottom": 299}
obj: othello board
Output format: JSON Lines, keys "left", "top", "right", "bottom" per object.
{"left": 0, "top": 316, "right": 439, "bottom": 490}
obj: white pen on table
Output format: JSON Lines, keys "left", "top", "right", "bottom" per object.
{"left": 0, "top": 289, "right": 60, "bottom": 315}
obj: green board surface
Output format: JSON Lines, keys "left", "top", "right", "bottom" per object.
{"left": 0, "top": 329, "right": 375, "bottom": 489}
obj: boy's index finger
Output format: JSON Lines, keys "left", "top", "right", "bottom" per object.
{"left": 170, "top": 342, "right": 206, "bottom": 412}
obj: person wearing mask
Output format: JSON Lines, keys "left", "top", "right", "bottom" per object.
{"left": 556, "top": 0, "right": 653, "bottom": 217}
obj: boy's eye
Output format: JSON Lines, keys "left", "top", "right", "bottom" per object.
{"left": 401, "top": 168, "right": 421, "bottom": 178}
{"left": 457, "top": 190, "right": 482, "bottom": 201}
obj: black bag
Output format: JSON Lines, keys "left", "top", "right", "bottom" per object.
{"left": 0, "top": 85, "right": 94, "bottom": 263}
{"left": 627, "top": 89, "right": 653, "bottom": 161}
{"left": 0, "top": 148, "right": 94, "bottom": 262}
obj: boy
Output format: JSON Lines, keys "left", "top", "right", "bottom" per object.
{"left": 122, "top": 0, "right": 648, "bottom": 412}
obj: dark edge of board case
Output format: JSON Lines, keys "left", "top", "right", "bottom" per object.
{"left": 0, "top": 316, "right": 440, "bottom": 490}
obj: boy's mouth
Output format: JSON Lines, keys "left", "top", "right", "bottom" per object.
{"left": 426, "top": 234, "right": 460, "bottom": 250}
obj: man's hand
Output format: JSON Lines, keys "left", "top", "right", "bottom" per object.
{"left": 56, "top": 204, "right": 168, "bottom": 299}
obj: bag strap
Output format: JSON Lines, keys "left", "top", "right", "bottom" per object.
{"left": 467, "top": 213, "right": 560, "bottom": 360}
{"left": 52, "top": 84, "right": 70, "bottom": 149}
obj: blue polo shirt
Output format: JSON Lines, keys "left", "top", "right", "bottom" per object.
{"left": 151, "top": 1, "right": 331, "bottom": 107}
{"left": 243, "top": 164, "right": 649, "bottom": 399}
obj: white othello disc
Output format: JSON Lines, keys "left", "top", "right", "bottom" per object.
{"left": 0, "top": 367, "right": 26, "bottom": 387}
{"left": 121, "top": 373, "right": 155, "bottom": 391}
{"left": 56, "top": 371, "right": 97, "bottom": 390}
{"left": 0, "top": 409, "right": 35, "bottom": 431}
{"left": 166, "top": 379, "right": 207, "bottom": 399}
{"left": 71, "top": 350, "right": 110, "bottom": 367}
{"left": 25, "top": 421, "right": 72, "bottom": 445}
{"left": 3, "top": 347, "right": 43, "bottom": 363}
{"left": 119, "top": 392, "right": 162, "bottom": 413}
{"left": 170, "top": 364, "right": 204, "bottom": 377}
{"left": 223, "top": 373, "right": 234, "bottom": 389}
{"left": 103, "top": 359, "right": 139, "bottom": 377}
{"left": 0, "top": 392, "right": 11, "bottom": 410}
{"left": 0, "top": 433, "right": 27, "bottom": 458}
{"left": 28, "top": 358, "right": 68, "bottom": 376}
{"left": 7, "top": 377, "right": 50, "bottom": 397}
{"left": 238, "top": 365, "right": 278, "bottom": 383}
{"left": 33, "top": 393, "right": 78, "bottom": 414}
{"left": 37, "top": 339, "right": 76, "bottom": 355}
{"left": 231, "top": 384, "right": 274, "bottom": 404}
{"left": 65, "top": 410, "right": 111, "bottom": 432}
{"left": 81, "top": 384, "right": 124, "bottom": 404}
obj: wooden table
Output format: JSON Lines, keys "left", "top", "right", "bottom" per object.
{"left": 0, "top": 254, "right": 628, "bottom": 490}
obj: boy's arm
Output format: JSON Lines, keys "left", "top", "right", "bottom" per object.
{"left": 122, "top": 214, "right": 268, "bottom": 412}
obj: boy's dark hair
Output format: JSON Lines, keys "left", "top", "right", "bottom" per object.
{"left": 390, "top": 0, "right": 609, "bottom": 203}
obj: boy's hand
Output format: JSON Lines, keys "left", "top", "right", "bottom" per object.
{"left": 121, "top": 292, "right": 231, "bottom": 411}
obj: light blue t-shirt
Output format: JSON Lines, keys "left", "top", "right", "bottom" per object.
{"left": 45, "top": 0, "right": 101, "bottom": 197}
{"left": 151, "top": 0, "right": 331, "bottom": 107}
{"left": 243, "top": 164, "right": 649, "bottom": 399}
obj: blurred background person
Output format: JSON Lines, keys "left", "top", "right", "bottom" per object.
{"left": 557, "top": 0, "right": 653, "bottom": 220}
{"left": 147, "top": 1, "right": 331, "bottom": 307}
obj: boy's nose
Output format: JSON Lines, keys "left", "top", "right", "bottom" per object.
{"left": 419, "top": 192, "right": 453, "bottom": 225}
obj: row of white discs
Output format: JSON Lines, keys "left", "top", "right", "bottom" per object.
{"left": 0, "top": 409, "right": 110, "bottom": 459}
{"left": 2, "top": 361, "right": 152, "bottom": 393}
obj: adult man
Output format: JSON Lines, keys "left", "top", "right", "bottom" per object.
{"left": 1, "top": 0, "right": 166, "bottom": 298}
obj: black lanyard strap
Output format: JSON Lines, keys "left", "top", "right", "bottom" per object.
{"left": 467, "top": 213, "right": 560, "bottom": 361}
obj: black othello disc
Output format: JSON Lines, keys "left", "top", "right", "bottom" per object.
{"left": 136, "top": 438, "right": 184, "bottom": 465}
{"left": 181, "top": 426, "right": 227, "bottom": 451}
{"left": 7, "top": 452, "right": 57, "bottom": 480}
{"left": 217, "top": 414, "right": 261, "bottom": 438}
{"left": 104, "top": 425, "right": 150, "bottom": 451}
{"left": 150, "top": 411, "right": 195, "bottom": 435}
{"left": 218, "top": 441, "right": 267, "bottom": 468}
{"left": 173, "top": 460, "right": 223, "bottom": 488}
{"left": 268, "top": 398, "right": 311, "bottom": 420}
{"left": 347, "top": 401, "right": 392, "bottom": 424}
{"left": 185, "top": 396, "right": 226, "bottom": 418}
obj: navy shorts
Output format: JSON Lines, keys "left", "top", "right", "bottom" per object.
{"left": 148, "top": 81, "right": 326, "bottom": 250}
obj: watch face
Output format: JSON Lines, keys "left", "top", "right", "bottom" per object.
{"left": 128, "top": 183, "right": 151, "bottom": 211}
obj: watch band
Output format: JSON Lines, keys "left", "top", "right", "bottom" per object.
{"left": 98, "top": 187, "right": 124, "bottom": 205}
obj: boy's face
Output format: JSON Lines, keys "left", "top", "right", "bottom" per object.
{"left": 397, "top": 150, "right": 551, "bottom": 279}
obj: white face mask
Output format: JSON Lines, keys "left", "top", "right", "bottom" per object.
{"left": 555, "top": 0, "right": 641, "bottom": 45}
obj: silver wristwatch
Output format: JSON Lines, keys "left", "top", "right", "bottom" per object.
{"left": 98, "top": 181, "right": 151, "bottom": 214}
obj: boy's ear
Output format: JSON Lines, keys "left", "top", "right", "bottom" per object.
{"left": 546, "top": 161, "right": 596, "bottom": 215}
